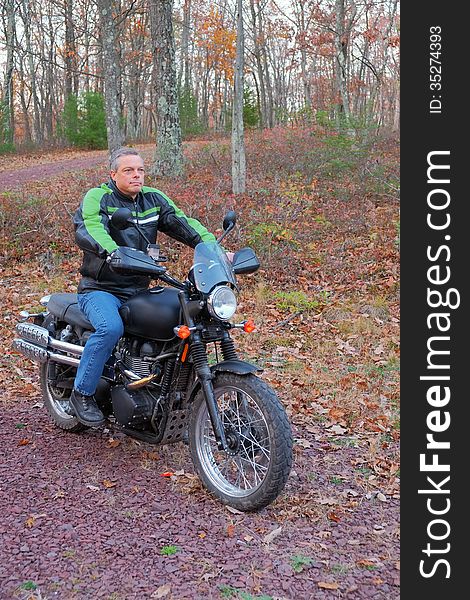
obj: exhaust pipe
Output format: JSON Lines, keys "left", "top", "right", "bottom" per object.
{"left": 15, "top": 322, "right": 84, "bottom": 357}
{"left": 12, "top": 339, "right": 81, "bottom": 367}
{"left": 13, "top": 323, "right": 83, "bottom": 367}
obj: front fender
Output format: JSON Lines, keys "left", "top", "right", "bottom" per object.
{"left": 187, "top": 360, "right": 262, "bottom": 404}
{"left": 211, "top": 359, "right": 263, "bottom": 375}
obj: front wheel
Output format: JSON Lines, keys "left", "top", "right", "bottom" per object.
{"left": 189, "top": 373, "right": 293, "bottom": 511}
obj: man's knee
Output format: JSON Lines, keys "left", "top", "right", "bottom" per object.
{"left": 107, "top": 320, "right": 124, "bottom": 341}
{"left": 96, "top": 318, "right": 124, "bottom": 341}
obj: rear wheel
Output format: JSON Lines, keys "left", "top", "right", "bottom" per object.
{"left": 40, "top": 361, "right": 86, "bottom": 432}
{"left": 189, "top": 373, "right": 292, "bottom": 511}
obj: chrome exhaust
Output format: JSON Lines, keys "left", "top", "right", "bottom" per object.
{"left": 12, "top": 339, "right": 81, "bottom": 367}
{"left": 15, "top": 322, "right": 84, "bottom": 357}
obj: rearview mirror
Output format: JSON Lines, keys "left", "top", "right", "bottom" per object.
{"left": 110, "top": 207, "right": 133, "bottom": 230}
{"left": 222, "top": 210, "right": 236, "bottom": 231}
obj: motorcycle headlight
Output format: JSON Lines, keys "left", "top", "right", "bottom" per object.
{"left": 207, "top": 286, "right": 237, "bottom": 321}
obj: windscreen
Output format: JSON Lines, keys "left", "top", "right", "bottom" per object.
{"left": 192, "top": 242, "right": 237, "bottom": 293}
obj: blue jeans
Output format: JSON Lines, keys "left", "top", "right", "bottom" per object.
{"left": 74, "top": 291, "right": 124, "bottom": 396}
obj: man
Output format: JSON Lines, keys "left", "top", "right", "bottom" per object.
{"left": 71, "top": 146, "right": 217, "bottom": 427}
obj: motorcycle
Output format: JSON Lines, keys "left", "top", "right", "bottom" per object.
{"left": 12, "top": 210, "right": 293, "bottom": 511}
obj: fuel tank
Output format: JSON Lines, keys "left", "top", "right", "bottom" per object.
{"left": 119, "top": 287, "right": 182, "bottom": 341}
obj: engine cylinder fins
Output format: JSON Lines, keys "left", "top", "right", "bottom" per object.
{"left": 122, "top": 352, "right": 152, "bottom": 378}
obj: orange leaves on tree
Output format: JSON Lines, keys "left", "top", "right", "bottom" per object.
{"left": 197, "top": 7, "right": 236, "bottom": 82}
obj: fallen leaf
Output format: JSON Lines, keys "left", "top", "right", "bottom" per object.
{"left": 227, "top": 524, "right": 235, "bottom": 538}
{"left": 327, "top": 512, "right": 341, "bottom": 523}
{"left": 142, "top": 451, "right": 159, "bottom": 460}
{"left": 25, "top": 516, "right": 35, "bottom": 528}
{"left": 342, "top": 489, "right": 359, "bottom": 497}
{"left": 151, "top": 584, "right": 171, "bottom": 598}
{"left": 357, "top": 559, "right": 377, "bottom": 567}
{"left": 244, "top": 535, "right": 254, "bottom": 542}
{"left": 317, "top": 497, "right": 337, "bottom": 505}
{"left": 263, "top": 526, "right": 282, "bottom": 544}
{"left": 102, "top": 479, "right": 117, "bottom": 489}
{"left": 226, "top": 506, "right": 244, "bottom": 515}
{"left": 107, "top": 438, "right": 120, "bottom": 448}
{"left": 18, "top": 438, "right": 30, "bottom": 446}
{"left": 328, "top": 424, "right": 347, "bottom": 435}
{"left": 198, "top": 532, "right": 206, "bottom": 539}
{"left": 160, "top": 472, "right": 174, "bottom": 478}
{"left": 86, "top": 484, "right": 100, "bottom": 492}
{"left": 318, "top": 582, "right": 340, "bottom": 590}
{"left": 377, "top": 492, "right": 387, "bottom": 502}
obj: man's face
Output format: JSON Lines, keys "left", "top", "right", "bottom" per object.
{"left": 111, "top": 154, "right": 145, "bottom": 198}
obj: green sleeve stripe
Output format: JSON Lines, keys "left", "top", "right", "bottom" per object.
{"left": 82, "top": 189, "right": 118, "bottom": 253}
{"left": 157, "top": 190, "right": 216, "bottom": 243}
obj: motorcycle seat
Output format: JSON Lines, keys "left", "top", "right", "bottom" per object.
{"left": 47, "top": 293, "right": 94, "bottom": 331}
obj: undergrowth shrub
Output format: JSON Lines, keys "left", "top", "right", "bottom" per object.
{"left": 274, "top": 291, "right": 319, "bottom": 313}
{"left": 0, "top": 192, "right": 73, "bottom": 261}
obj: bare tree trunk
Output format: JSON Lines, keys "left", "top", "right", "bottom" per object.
{"left": 259, "top": 3, "right": 274, "bottom": 128}
{"left": 96, "top": 0, "right": 125, "bottom": 154}
{"left": 179, "top": 0, "right": 191, "bottom": 94}
{"left": 2, "top": 0, "right": 15, "bottom": 143}
{"left": 20, "top": 0, "right": 43, "bottom": 144}
{"left": 249, "top": 0, "right": 267, "bottom": 128}
{"left": 334, "top": 0, "right": 351, "bottom": 125}
{"left": 232, "top": 0, "right": 246, "bottom": 194}
{"left": 64, "top": 0, "right": 78, "bottom": 98}
{"left": 149, "top": 0, "right": 184, "bottom": 177}
{"left": 17, "top": 54, "right": 32, "bottom": 145}
{"left": 298, "top": 0, "right": 311, "bottom": 110}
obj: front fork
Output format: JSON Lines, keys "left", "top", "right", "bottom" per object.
{"left": 190, "top": 333, "right": 229, "bottom": 451}
{"left": 178, "top": 291, "right": 229, "bottom": 451}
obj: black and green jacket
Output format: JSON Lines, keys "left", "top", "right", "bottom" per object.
{"left": 73, "top": 179, "right": 216, "bottom": 299}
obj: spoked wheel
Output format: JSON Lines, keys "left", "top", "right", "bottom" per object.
{"left": 189, "top": 372, "right": 292, "bottom": 511}
{"left": 39, "top": 361, "right": 86, "bottom": 432}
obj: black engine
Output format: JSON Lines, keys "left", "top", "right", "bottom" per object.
{"left": 111, "top": 385, "right": 157, "bottom": 429}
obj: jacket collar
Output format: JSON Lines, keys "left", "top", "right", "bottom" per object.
{"left": 108, "top": 178, "right": 142, "bottom": 204}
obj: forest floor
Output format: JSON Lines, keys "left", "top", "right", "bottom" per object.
{"left": 0, "top": 127, "right": 400, "bottom": 600}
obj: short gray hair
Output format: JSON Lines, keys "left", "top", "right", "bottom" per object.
{"left": 109, "top": 147, "right": 142, "bottom": 171}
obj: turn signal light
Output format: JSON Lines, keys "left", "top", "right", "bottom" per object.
{"left": 243, "top": 319, "right": 256, "bottom": 333}
{"left": 175, "top": 325, "right": 191, "bottom": 339}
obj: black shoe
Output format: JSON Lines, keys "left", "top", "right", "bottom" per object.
{"left": 70, "top": 389, "right": 105, "bottom": 427}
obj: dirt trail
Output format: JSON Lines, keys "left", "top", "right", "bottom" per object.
{"left": 0, "top": 144, "right": 155, "bottom": 192}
